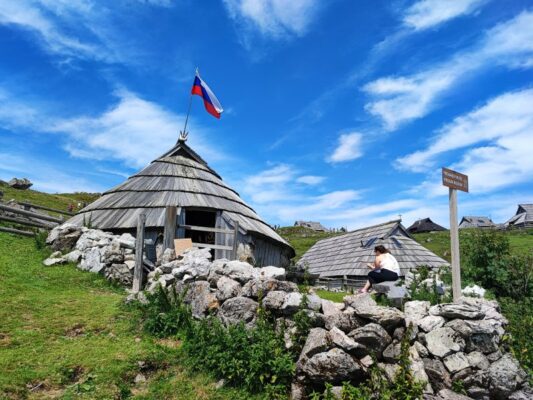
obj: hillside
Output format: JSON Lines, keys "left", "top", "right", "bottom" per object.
{"left": 0, "top": 181, "right": 100, "bottom": 214}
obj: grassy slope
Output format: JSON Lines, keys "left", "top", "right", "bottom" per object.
{"left": 277, "top": 226, "right": 342, "bottom": 261}
{"left": 0, "top": 233, "right": 256, "bottom": 400}
{"left": 0, "top": 182, "right": 100, "bottom": 214}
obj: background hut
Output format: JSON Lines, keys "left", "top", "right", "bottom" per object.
{"left": 458, "top": 216, "right": 495, "bottom": 229}
{"left": 294, "top": 220, "right": 328, "bottom": 232}
{"left": 298, "top": 219, "right": 448, "bottom": 288}
{"left": 505, "top": 204, "right": 533, "bottom": 229}
{"left": 67, "top": 139, "right": 295, "bottom": 267}
{"left": 407, "top": 217, "right": 447, "bottom": 234}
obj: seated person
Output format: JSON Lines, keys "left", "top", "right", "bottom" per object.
{"left": 359, "top": 245, "right": 400, "bottom": 293}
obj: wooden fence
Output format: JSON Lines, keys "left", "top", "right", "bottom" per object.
{"left": 0, "top": 202, "right": 63, "bottom": 237}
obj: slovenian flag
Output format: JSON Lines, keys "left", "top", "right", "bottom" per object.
{"left": 191, "top": 71, "right": 223, "bottom": 119}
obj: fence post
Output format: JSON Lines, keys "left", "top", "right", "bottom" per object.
{"left": 163, "top": 206, "right": 177, "bottom": 251}
{"left": 232, "top": 220, "right": 240, "bottom": 260}
{"left": 133, "top": 213, "right": 146, "bottom": 293}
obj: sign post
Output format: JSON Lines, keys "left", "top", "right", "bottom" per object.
{"left": 442, "top": 167, "right": 469, "bottom": 302}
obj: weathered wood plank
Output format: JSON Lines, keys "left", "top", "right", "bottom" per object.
{"left": 132, "top": 214, "right": 146, "bottom": 293}
{"left": 19, "top": 201, "right": 75, "bottom": 216}
{"left": 232, "top": 220, "right": 240, "bottom": 260}
{"left": 192, "top": 242, "right": 233, "bottom": 251}
{"left": 0, "top": 215, "right": 51, "bottom": 229}
{"left": 0, "top": 226, "right": 35, "bottom": 237}
{"left": 177, "top": 224, "right": 234, "bottom": 234}
{"left": 163, "top": 206, "right": 177, "bottom": 251}
{"left": 0, "top": 204, "right": 63, "bottom": 223}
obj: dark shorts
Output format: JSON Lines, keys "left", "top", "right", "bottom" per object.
{"left": 368, "top": 269, "right": 399, "bottom": 284}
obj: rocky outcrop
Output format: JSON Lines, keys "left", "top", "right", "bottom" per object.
{"left": 8, "top": 177, "right": 33, "bottom": 190}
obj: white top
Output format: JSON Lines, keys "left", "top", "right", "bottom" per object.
{"left": 380, "top": 253, "right": 400, "bottom": 275}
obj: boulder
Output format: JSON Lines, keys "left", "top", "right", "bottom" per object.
{"left": 281, "top": 292, "right": 303, "bottom": 314}
{"left": 216, "top": 276, "right": 241, "bottom": 302}
{"left": 184, "top": 281, "right": 219, "bottom": 318}
{"left": 321, "top": 299, "right": 344, "bottom": 316}
{"left": 222, "top": 260, "right": 255, "bottom": 283}
{"left": 328, "top": 327, "right": 366, "bottom": 356}
{"left": 258, "top": 266, "right": 286, "bottom": 280}
{"left": 488, "top": 354, "right": 527, "bottom": 400}
{"left": 466, "top": 351, "right": 489, "bottom": 371}
{"left": 382, "top": 341, "right": 401, "bottom": 362}
{"left": 508, "top": 385, "right": 533, "bottom": 400}
{"left": 104, "top": 263, "right": 133, "bottom": 286}
{"left": 356, "top": 306, "right": 405, "bottom": 332}
{"left": 300, "top": 348, "right": 363, "bottom": 384}
{"left": 43, "top": 257, "right": 66, "bottom": 266}
{"left": 436, "top": 389, "right": 474, "bottom": 400}
{"left": 418, "top": 315, "right": 446, "bottom": 332}
{"left": 117, "top": 233, "right": 136, "bottom": 249}
{"left": 443, "top": 352, "right": 470, "bottom": 374}
{"left": 324, "top": 312, "right": 361, "bottom": 333}
{"left": 63, "top": 250, "right": 82, "bottom": 263}
{"left": 429, "top": 303, "right": 484, "bottom": 320}
{"left": 462, "top": 285, "right": 486, "bottom": 298}
{"left": 348, "top": 323, "right": 391, "bottom": 355}
{"left": 79, "top": 247, "right": 105, "bottom": 273}
{"left": 414, "top": 341, "right": 429, "bottom": 358}
{"left": 425, "top": 327, "right": 465, "bottom": 358}
{"left": 262, "top": 290, "right": 287, "bottom": 311}
{"left": 219, "top": 296, "right": 258, "bottom": 326}
{"left": 306, "top": 293, "right": 322, "bottom": 312}
{"left": 240, "top": 278, "right": 298, "bottom": 298}
{"left": 404, "top": 300, "right": 431, "bottom": 325}
{"left": 159, "top": 248, "right": 176, "bottom": 265}
{"left": 343, "top": 293, "right": 376, "bottom": 314}
{"left": 423, "top": 358, "right": 452, "bottom": 392}
{"left": 300, "top": 327, "right": 330, "bottom": 358}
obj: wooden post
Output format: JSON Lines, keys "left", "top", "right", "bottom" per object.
{"left": 232, "top": 220, "right": 240, "bottom": 260}
{"left": 133, "top": 213, "right": 146, "bottom": 293}
{"left": 449, "top": 188, "right": 462, "bottom": 302}
{"left": 163, "top": 206, "right": 177, "bottom": 251}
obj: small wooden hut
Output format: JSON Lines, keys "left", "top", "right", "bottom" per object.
{"left": 505, "top": 204, "right": 533, "bottom": 229}
{"left": 458, "top": 216, "right": 495, "bottom": 229}
{"left": 407, "top": 218, "right": 447, "bottom": 234}
{"left": 298, "top": 220, "right": 448, "bottom": 286}
{"left": 67, "top": 139, "right": 295, "bottom": 267}
{"left": 294, "top": 220, "right": 328, "bottom": 232}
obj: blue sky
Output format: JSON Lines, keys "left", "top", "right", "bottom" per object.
{"left": 0, "top": 0, "right": 532, "bottom": 230}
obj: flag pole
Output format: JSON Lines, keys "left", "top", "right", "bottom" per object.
{"left": 179, "top": 67, "right": 198, "bottom": 142}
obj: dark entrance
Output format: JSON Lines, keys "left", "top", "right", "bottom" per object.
{"left": 184, "top": 209, "right": 216, "bottom": 245}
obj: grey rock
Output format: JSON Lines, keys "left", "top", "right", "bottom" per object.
{"left": 423, "top": 358, "right": 452, "bottom": 392}
{"left": 64, "top": 249, "right": 82, "bottom": 263}
{"left": 357, "top": 306, "right": 405, "bottom": 332}
{"left": 257, "top": 266, "right": 285, "bottom": 280}
{"left": 281, "top": 292, "right": 303, "bottom": 314}
{"left": 425, "top": 327, "right": 465, "bottom": 358}
{"left": 488, "top": 354, "right": 527, "bottom": 400}
{"left": 378, "top": 362, "right": 399, "bottom": 381}
{"left": 184, "top": 281, "right": 219, "bottom": 318}
{"left": 159, "top": 248, "right": 176, "bottom": 264}
{"left": 321, "top": 299, "right": 343, "bottom": 316}
{"left": 8, "top": 177, "right": 32, "bottom": 189}
{"left": 307, "top": 293, "right": 322, "bottom": 312}
{"left": 466, "top": 386, "right": 489, "bottom": 400}
{"left": 104, "top": 263, "right": 133, "bottom": 286}
{"left": 240, "top": 278, "right": 298, "bottom": 298}
{"left": 219, "top": 296, "right": 258, "bottom": 326}
{"left": 486, "top": 350, "right": 502, "bottom": 362}
{"left": 324, "top": 312, "right": 361, "bottom": 333}
{"left": 344, "top": 293, "right": 377, "bottom": 314}
{"left": 348, "top": 323, "right": 392, "bottom": 355}
{"left": 300, "top": 348, "right": 363, "bottom": 384}
{"left": 382, "top": 341, "right": 401, "bottom": 362}
{"left": 429, "top": 303, "right": 484, "bottom": 320}
{"left": 328, "top": 327, "right": 366, "bottom": 356}
{"left": 466, "top": 351, "right": 490, "bottom": 370}
{"left": 436, "top": 389, "right": 473, "bottom": 400}
{"left": 418, "top": 316, "right": 446, "bottom": 332}
{"left": 404, "top": 300, "right": 431, "bottom": 325}
{"left": 43, "top": 257, "right": 66, "bottom": 266}
{"left": 223, "top": 260, "right": 254, "bottom": 283}
{"left": 300, "top": 327, "right": 330, "bottom": 358}
{"left": 216, "top": 276, "right": 241, "bottom": 302}
{"left": 117, "top": 233, "right": 135, "bottom": 249}
{"left": 290, "top": 382, "right": 306, "bottom": 400}
{"left": 414, "top": 341, "right": 429, "bottom": 358}
{"left": 508, "top": 385, "right": 533, "bottom": 400}
{"left": 80, "top": 247, "right": 105, "bottom": 273}
{"left": 443, "top": 352, "right": 470, "bottom": 374}
{"left": 262, "top": 290, "right": 287, "bottom": 311}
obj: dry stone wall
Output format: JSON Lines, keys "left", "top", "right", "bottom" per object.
{"left": 46, "top": 226, "right": 531, "bottom": 400}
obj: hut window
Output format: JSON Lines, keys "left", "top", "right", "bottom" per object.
{"left": 391, "top": 237, "right": 403, "bottom": 248}
{"left": 363, "top": 237, "right": 378, "bottom": 248}
{"left": 184, "top": 209, "right": 216, "bottom": 245}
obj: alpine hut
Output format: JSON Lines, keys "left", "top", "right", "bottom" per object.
{"left": 294, "top": 220, "right": 328, "bottom": 232}
{"left": 407, "top": 218, "right": 447, "bottom": 234}
{"left": 67, "top": 139, "right": 295, "bottom": 267}
{"left": 458, "top": 216, "right": 495, "bottom": 229}
{"left": 298, "top": 219, "right": 448, "bottom": 287}
{"left": 504, "top": 204, "right": 533, "bottom": 229}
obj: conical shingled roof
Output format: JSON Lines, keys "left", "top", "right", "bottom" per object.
{"left": 68, "top": 140, "right": 292, "bottom": 252}
{"left": 298, "top": 220, "right": 448, "bottom": 278}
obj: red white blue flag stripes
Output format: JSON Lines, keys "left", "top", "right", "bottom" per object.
{"left": 191, "top": 71, "right": 224, "bottom": 119}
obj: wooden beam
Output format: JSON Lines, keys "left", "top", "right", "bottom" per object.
{"left": 0, "top": 226, "right": 35, "bottom": 237}
{"left": 19, "top": 201, "right": 75, "bottom": 216}
{"left": 192, "top": 243, "right": 233, "bottom": 251}
{"left": 232, "top": 220, "right": 240, "bottom": 260}
{"left": 0, "top": 215, "right": 50, "bottom": 229}
{"left": 132, "top": 214, "right": 146, "bottom": 293}
{"left": 449, "top": 188, "right": 462, "bottom": 302}
{"left": 163, "top": 206, "right": 177, "bottom": 251}
{"left": 0, "top": 204, "right": 63, "bottom": 223}
{"left": 177, "top": 224, "right": 234, "bottom": 234}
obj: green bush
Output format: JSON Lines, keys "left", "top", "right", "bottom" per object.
{"left": 407, "top": 266, "right": 452, "bottom": 305}
{"left": 500, "top": 297, "right": 533, "bottom": 376}
{"left": 461, "top": 230, "right": 532, "bottom": 299}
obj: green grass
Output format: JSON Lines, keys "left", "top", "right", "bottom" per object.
{"left": 412, "top": 229, "right": 533, "bottom": 262}
{"left": 277, "top": 226, "right": 340, "bottom": 261}
{"left": 0, "top": 232, "right": 257, "bottom": 400}
{"left": 0, "top": 182, "right": 100, "bottom": 214}
{"left": 314, "top": 290, "right": 349, "bottom": 303}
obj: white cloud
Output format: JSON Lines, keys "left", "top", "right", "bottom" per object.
{"left": 397, "top": 88, "right": 533, "bottom": 194}
{"left": 403, "top": 0, "right": 488, "bottom": 30}
{"left": 0, "top": 87, "right": 222, "bottom": 169}
{"left": 296, "top": 175, "right": 325, "bottom": 185}
{"left": 223, "top": 0, "right": 320, "bottom": 38}
{"left": 364, "top": 11, "right": 533, "bottom": 130}
{"left": 328, "top": 132, "right": 363, "bottom": 163}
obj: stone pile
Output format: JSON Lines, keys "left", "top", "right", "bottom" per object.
{"left": 45, "top": 224, "right": 136, "bottom": 286}
{"left": 45, "top": 226, "right": 531, "bottom": 400}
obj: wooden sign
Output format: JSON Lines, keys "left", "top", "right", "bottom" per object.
{"left": 174, "top": 238, "right": 193, "bottom": 256}
{"left": 442, "top": 167, "right": 469, "bottom": 192}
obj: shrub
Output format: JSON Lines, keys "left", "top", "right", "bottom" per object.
{"left": 500, "top": 297, "right": 533, "bottom": 376}
{"left": 407, "top": 266, "right": 451, "bottom": 305}
{"left": 33, "top": 230, "right": 48, "bottom": 250}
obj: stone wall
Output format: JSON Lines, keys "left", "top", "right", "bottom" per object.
{"left": 46, "top": 226, "right": 531, "bottom": 400}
